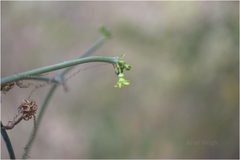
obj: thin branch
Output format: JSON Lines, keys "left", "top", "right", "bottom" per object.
{"left": 1, "top": 56, "right": 118, "bottom": 87}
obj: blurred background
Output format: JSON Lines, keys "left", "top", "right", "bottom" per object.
{"left": 1, "top": 1, "right": 239, "bottom": 159}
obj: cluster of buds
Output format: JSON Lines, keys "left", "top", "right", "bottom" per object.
{"left": 114, "top": 54, "right": 131, "bottom": 88}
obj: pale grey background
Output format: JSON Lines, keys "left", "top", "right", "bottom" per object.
{"left": 1, "top": 1, "right": 239, "bottom": 159}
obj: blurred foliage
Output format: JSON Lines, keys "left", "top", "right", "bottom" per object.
{"left": 1, "top": 1, "right": 239, "bottom": 159}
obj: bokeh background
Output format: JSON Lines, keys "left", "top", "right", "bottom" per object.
{"left": 1, "top": 1, "right": 239, "bottom": 159}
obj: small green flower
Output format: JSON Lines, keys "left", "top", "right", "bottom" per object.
{"left": 114, "top": 73, "right": 130, "bottom": 88}
{"left": 113, "top": 54, "right": 131, "bottom": 88}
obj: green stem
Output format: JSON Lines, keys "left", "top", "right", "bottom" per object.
{"left": 1, "top": 122, "right": 16, "bottom": 159}
{"left": 1, "top": 56, "right": 118, "bottom": 86}
{"left": 9, "top": 37, "right": 106, "bottom": 85}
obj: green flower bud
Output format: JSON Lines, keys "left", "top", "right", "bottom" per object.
{"left": 124, "top": 64, "right": 131, "bottom": 71}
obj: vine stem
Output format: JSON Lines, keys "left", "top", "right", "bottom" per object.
{"left": 2, "top": 28, "right": 113, "bottom": 159}
{"left": 1, "top": 56, "right": 118, "bottom": 87}
{"left": 1, "top": 122, "right": 16, "bottom": 159}
{"left": 23, "top": 34, "right": 113, "bottom": 158}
